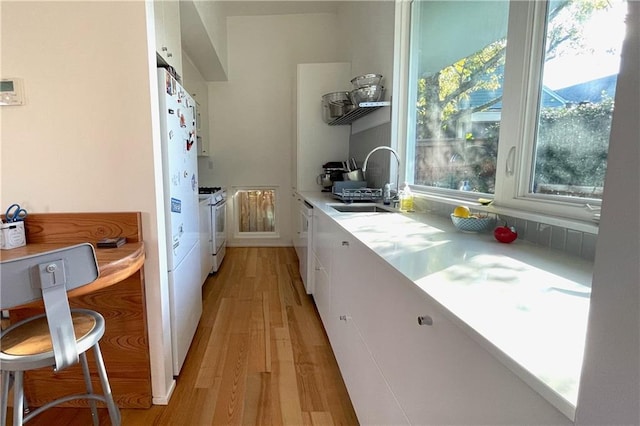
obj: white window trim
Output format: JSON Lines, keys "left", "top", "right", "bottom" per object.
{"left": 231, "top": 185, "right": 280, "bottom": 239}
{"left": 394, "top": 0, "right": 606, "bottom": 230}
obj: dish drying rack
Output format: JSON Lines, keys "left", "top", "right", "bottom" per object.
{"left": 332, "top": 187, "right": 383, "bottom": 202}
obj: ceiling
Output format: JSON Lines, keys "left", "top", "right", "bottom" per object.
{"left": 183, "top": 1, "right": 344, "bottom": 81}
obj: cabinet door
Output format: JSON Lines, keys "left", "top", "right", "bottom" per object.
{"left": 293, "top": 196, "right": 303, "bottom": 261}
{"left": 333, "top": 316, "right": 409, "bottom": 426}
{"left": 330, "top": 233, "right": 409, "bottom": 426}
{"left": 154, "top": 0, "right": 182, "bottom": 76}
{"left": 312, "top": 211, "right": 333, "bottom": 277}
{"left": 312, "top": 254, "right": 331, "bottom": 327}
{"left": 162, "top": 0, "right": 182, "bottom": 75}
{"left": 153, "top": 0, "right": 165, "bottom": 57}
{"left": 195, "top": 101, "right": 209, "bottom": 156}
{"left": 349, "top": 244, "right": 571, "bottom": 425}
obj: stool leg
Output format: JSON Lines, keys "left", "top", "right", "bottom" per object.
{"left": 1, "top": 371, "right": 10, "bottom": 426}
{"left": 92, "top": 343, "right": 120, "bottom": 426}
{"left": 12, "top": 371, "right": 23, "bottom": 426}
{"left": 80, "top": 352, "right": 99, "bottom": 426}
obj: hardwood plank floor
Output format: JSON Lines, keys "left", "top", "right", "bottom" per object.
{"left": 8, "top": 247, "right": 358, "bottom": 425}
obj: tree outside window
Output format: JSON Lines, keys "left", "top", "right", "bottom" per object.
{"left": 412, "top": 0, "right": 626, "bottom": 200}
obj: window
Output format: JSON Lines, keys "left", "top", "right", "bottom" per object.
{"left": 529, "top": 0, "right": 627, "bottom": 200}
{"left": 406, "top": 0, "right": 509, "bottom": 195}
{"left": 233, "top": 187, "right": 278, "bottom": 237}
{"left": 402, "top": 0, "right": 628, "bottom": 222}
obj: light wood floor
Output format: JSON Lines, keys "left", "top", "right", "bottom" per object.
{"left": 9, "top": 247, "right": 358, "bottom": 425}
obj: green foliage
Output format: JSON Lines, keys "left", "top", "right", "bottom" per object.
{"left": 416, "top": 40, "right": 506, "bottom": 140}
{"left": 534, "top": 97, "right": 614, "bottom": 188}
{"left": 413, "top": 0, "right": 616, "bottom": 197}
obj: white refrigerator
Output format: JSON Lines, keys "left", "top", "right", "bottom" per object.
{"left": 158, "top": 68, "right": 202, "bottom": 375}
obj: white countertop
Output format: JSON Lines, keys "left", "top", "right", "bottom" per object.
{"left": 300, "top": 191, "right": 593, "bottom": 420}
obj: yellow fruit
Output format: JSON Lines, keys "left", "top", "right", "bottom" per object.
{"left": 453, "top": 205, "right": 471, "bottom": 218}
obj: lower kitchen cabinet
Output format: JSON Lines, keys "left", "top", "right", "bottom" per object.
{"left": 310, "top": 209, "right": 572, "bottom": 425}
{"left": 332, "top": 314, "right": 409, "bottom": 425}
{"left": 350, "top": 253, "right": 571, "bottom": 425}
{"left": 330, "top": 232, "right": 409, "bottom": 425}
{"left": 311, "top": 209, "right": 335, "bottom": 327}
{"left": 312, "top": 209, "right": 334, "bottom": 278}
{"left": 313, "top": 253, "right": 331, "bottom": 324}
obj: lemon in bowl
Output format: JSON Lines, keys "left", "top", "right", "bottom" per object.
{"left": 452, "top": 205, "right": 471, "bottom": 218}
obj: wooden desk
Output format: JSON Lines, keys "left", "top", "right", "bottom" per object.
{"left": 2, "top": 213, "right": 152, "bottom": 409}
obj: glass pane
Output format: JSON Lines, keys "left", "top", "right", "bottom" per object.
{"left": 408, "top": 0, "right": 510, "bottom": 194}
{"left": 532, "top": 0, "right": 627, "bottom": 200}
{"left": 237, "top": 189, "right": 275, "bottom": 233}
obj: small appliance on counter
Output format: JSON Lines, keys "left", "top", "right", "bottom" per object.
{"left": 317, "top": 159, "right": 364, "bottom": 192}
{"left": 317, "top": 161, "right": 347, "bottom": 192}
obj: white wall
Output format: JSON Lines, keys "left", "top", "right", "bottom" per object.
{"left": 1, "top": 1, "right": 175, "bottom": 404}
{"left": 182, "top": 53, "right": 208, "bottom": 103}
{"left": 192, "top": 0, "right": 229, "bottom": 79}
{"left": 575, "top": 1, "right": 639, "bottom": 423}
{"left": 198, "top": 12, "right": 345, "bottom": 246}
{"left": 336, "top": 1, "right": 396, "bottom": 178}
{"left": 336, "top": 1, "right": 396, "bottom": 96}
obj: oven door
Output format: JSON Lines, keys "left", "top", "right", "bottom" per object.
{"left": 212, "top": 199, "right": 227, "bottom": 254}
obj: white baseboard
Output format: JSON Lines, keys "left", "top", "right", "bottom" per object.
{"left": 152, "top": 379, "right": 176, "bottom": 405}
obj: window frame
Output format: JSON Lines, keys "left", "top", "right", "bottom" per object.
{"left": 394, "top": 0, "right": 619, "bottom": 230}
{"left": 231, "top": 186, "right": 279, "bottom": 239}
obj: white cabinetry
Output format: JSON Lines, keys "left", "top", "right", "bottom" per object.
{"left": 311, "top": 210, "right": 333, "bottom": 322}
{"left": 310, "top": 208, "right": 572, "bottom": 425}
{"left": 330, "top": 230, "right": 409, "bottom": 425}
{"left": 348, "top": 247, "right": 571, "bottom": 425}
{"left": 195, "top": 100, "right": 210, "bottom": 156}
{"left": 182, "top": 55, "right": 210, "bottom": 157}
{"left": 294, "top": 63, "right": 351, "bottom": 192}
{"left": 312, "top": 210, "right": 408, "bottom": 425}
{"left": 153, "top": 0, "right": 182, "bottom": 76}
{"left": 293, "top": 194, "right": 314, "bottom": 294}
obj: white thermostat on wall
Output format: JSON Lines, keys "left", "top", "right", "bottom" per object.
{"left": 0, "top": 78, "right": 25, "bottom": 106}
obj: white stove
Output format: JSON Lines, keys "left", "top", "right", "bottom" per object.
{"left": 198, "top": 187, "right": 227, "bottom": 276}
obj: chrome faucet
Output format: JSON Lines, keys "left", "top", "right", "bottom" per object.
{"left": 362, "top": 146, "right": 401, "bottom": 201}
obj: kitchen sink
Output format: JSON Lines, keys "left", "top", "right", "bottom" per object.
{"left": 330, "top": 204, "right": 395, "bottom": 213}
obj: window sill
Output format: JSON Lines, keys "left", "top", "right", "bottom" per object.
{"left": 412, "top": 190, "right": 599, "bottom": 235}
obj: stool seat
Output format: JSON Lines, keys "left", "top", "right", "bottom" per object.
{"left": 1, "top": 310, "right": 102, "bottom": 369}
